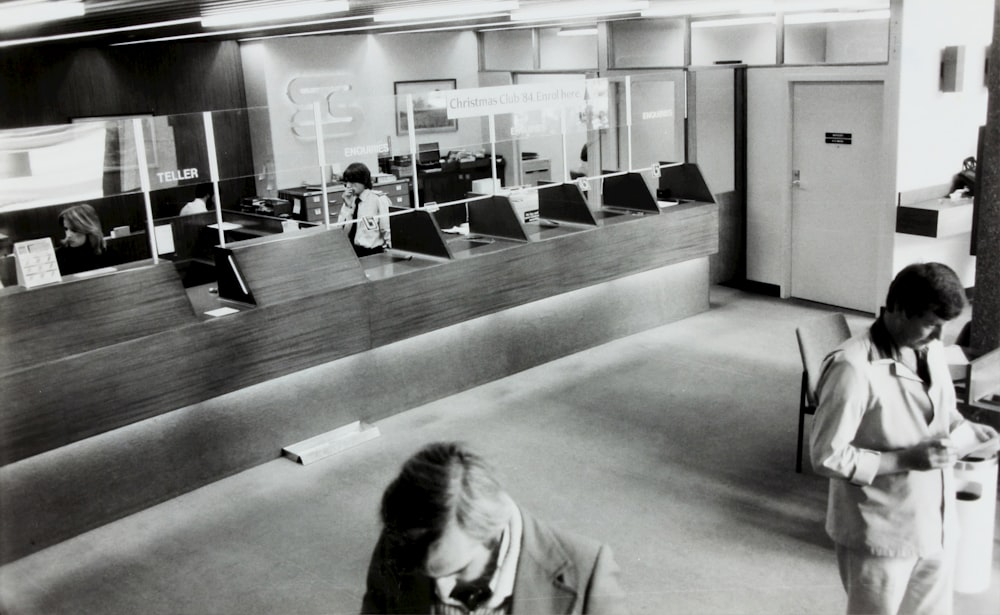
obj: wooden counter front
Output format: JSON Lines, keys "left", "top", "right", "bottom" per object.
{"left": 1, "top": 201, "right": 717, "bottom": 465}
{"left": 368, "top": 203, "right": 718, "bottom": 347}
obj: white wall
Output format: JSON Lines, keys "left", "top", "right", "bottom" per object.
{"left": 892, "top": 0, "right": 992, "bottom": 285}
{"left": 240, "top": 32, "right": 484, "bottom": 188}
{"left": 895, "top": 0, "right": 991, "bottom": 193}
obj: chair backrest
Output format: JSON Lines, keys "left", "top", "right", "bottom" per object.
{"left": 965, "top": 345, "right": 1000, "bottom": 405}
{"left": 796, "top": 313, "right": 852, "bottom": 405}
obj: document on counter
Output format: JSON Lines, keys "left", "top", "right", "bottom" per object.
{"left": 205, "top": 306, "right": 240, "bottom": 318}
{"left": 154, "top": 224, "right": 175, "bottom": 255}
{"left": 75, "top": 267, "right": 118, "bottom": 278}
{"left": 207, "top": 222, "right": 243, "bottom": 231}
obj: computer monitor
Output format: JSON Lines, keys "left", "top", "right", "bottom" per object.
{"left": 601, "top": 173, "right": 660, "bottom": 213}
{"left": 538, "top": 183, "right": 597, "bottom": 226}
{"left": 417, "top": 142, "right": 441, "bottom": 167}
{"left": 657, "top": 162, "right": 715, "bottom": 203}
{"left": 387, "top": 209, "right": 452, "bottom": 260}
{"left": 468, "top": 195, "right": 529, "bottom": 242}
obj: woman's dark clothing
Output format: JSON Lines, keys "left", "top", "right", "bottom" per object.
{"left": 56, "top": 244, "right": 107, "bottom": 275}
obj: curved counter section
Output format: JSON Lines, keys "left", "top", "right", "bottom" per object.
{"left": 0, "top": 194, "right": 717, "bottom": 563}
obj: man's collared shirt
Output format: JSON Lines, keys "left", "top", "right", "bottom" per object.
{"left": 433, "top": 498, "right": 522, "bottom": 613}
{"left": 809, "top": 318, "right": 967, "bottom": 557}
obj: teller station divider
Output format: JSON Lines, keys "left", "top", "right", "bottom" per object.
{"left": 0, "top": 168, "right": 718, "bottom": 564}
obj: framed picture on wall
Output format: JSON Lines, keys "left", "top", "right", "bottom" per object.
{"left": 394, "top": 79, "right": 457, "bottom": 136}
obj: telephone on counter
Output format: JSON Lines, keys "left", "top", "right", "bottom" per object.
{"left": 239, "top": 197, "right": 293, "bottom": 218}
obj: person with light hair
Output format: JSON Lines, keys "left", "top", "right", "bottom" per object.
{"left": 56, "top": 203, "right": 107, "bottom": 275}
{"left": 361, "top": 442, "right": 627, "bottom": 614}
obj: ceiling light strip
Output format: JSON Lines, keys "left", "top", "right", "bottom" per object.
{"left": 0, "top": 17, "right": 202, "bottom": 49}
{"left": 0, "top": 0, "right": 84, "bottom": 30}
{"left": 239, "top": 16, "right": 520, "bottom": 42}
{"left": 201, "top": 0, "right": 350, "bottom": 28}
{"left": 110, "top": 14, "right": 368, "bottom": 46}
{"left": 557, "top": 27, "right": 599, "bottom": 37}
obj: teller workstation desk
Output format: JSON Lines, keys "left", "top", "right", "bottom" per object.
{"left": 0, "top": 166, "right": 718, "bottom": 563}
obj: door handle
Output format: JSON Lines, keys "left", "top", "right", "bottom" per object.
{"left": 792, "top": 169, "right": 801, "bottom": 187}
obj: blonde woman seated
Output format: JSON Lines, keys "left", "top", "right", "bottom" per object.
{"left": 55, "top": 203, "right": 108, "bottom": 275}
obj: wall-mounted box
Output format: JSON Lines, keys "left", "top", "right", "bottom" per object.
{"left": 940, "top": 45, "right": 965, "bottom": 92}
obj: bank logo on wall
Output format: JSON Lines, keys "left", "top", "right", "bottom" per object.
{"left": 287, "top": 74, "right": 364, "bottom": 140}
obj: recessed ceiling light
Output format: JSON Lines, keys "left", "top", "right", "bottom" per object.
{"left": 201, "top": 1, "right": 350, "bottom": 28}
{"left": 691, "top": 16, "right": 776, "bottom": 28}
{"left": 374, "top": 1, "right": 519, "bottom": 22}
{"left": 557, "top": 27, "right": 599, "bottom": 37}
{"left": 511, "top": 1, "right": 649, "bottom": 22}
{"left": 642, "top": 1, "right": 749, "bottom": 18}
{"left": 784, "top": 9, "right": 890, "bottom": 24}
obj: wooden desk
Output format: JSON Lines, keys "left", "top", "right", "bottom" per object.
{"left": 394, "top": 157, "right": 505, "bottom": 205}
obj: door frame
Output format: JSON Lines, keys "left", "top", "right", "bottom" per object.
{"left": 783, "top": 74, "right": 896, "bottom": 315}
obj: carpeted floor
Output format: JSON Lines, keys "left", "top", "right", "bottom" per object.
{"left": 0, "top": 286, "right": 996, "bottom": 614}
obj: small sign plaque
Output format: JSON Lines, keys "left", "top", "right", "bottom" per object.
{"left": 825, "top": 132, "right": 853, "bottom": 145}
{"left": 14, "top": 238, "right": 62, "bottom": 288}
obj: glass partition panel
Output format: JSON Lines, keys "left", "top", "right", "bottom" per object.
{"left": 691, "top": 19, "right": 777, "bottom": 66}
{"left": 0, "top": 116, "right": 156, "bottom": 279}
{"left": 784, "top": 17, "right": 889, "bottom": 64}
{"left": 143, "top": 111, "right": 213, "bottom": 220}
{"left": 391, "top": 80, "right": 504, "bottom": 210}
{"left": 502, "top": 73, "right": 598, "bottom": 186}
{"left": 624, "top": 72, "right": 686, "bottom": 181}
{"left": 209, "top": 106, "right": 267, "bottom": 214}
{"left": 610, "top": 18, "right": 686, "bottom": 68}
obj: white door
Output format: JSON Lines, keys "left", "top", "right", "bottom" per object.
{"left": 791, "top": 82, "right": 884, "bottom": 312}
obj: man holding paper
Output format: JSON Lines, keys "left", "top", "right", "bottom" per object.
{"left": 810, "top": 262, "right": 998, "bottom": 615}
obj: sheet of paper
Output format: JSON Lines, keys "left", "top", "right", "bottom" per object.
{"left": 154, "top": 224, "right": 175, "bottom": 255}
{"left": 74, "top": 267, "right": 117, "bottom": 278}
{"left": 207, "top": 222, "right": 243, "bottom": 231}
{"left": 951, "top": 422, "right": 1000, "bottom": 459}
{"left": 205, "top": 307, "right": 239, "bottom": 317}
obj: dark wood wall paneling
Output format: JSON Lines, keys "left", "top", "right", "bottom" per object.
{"left": 1, "top": 41, "right": 248, "bottom": 129}
{"left": 1, "top": 41, "right": 257, "bottom": 243}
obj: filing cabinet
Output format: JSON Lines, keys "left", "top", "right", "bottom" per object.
{"left": 376, "top": 179, "right": 412, "bottom": 208}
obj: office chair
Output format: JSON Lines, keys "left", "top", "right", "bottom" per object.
{"left": 795, "top": 312, "right": 851, "bottom": 473}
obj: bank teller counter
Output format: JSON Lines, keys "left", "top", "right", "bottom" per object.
{"left": 1, "top": 173, "right": 718, "bottom": 567}
{"left": 340, "top": 175, "right": 718, "bottom": 348}
{"left": 152, "top": 209, "right": 317, "bottom": 289}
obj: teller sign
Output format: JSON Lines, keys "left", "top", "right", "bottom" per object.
{"left": 14, "top": 238, "right": 62, "bottom": 288}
